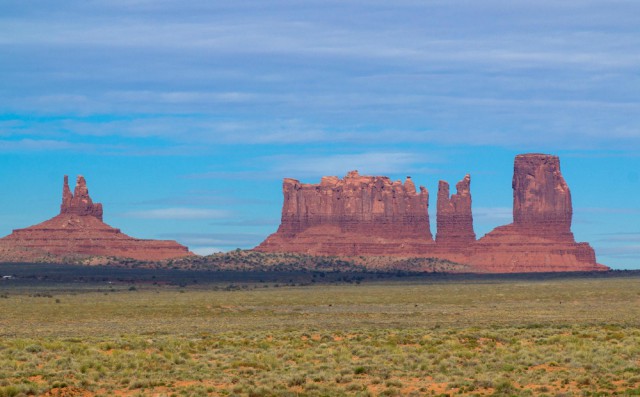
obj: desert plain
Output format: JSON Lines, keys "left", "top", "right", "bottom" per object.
{"left": 1, "top": 264, "right": 639, "bottom": 397}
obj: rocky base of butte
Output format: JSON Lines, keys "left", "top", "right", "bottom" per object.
{"left": 255, "top": 153, "right": 608, "bottom": 273}
{"left": 0, "top": 176, "right": 193, "bottom": 261}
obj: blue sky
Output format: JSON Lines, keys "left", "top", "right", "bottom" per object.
{"left": 1, "top": 0, "right": 639, "bottom": 268}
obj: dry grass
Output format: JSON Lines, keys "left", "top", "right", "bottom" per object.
{"left": 79, "top": 250, "right": 470, "bottom": 273}
{"left": 1, "top": 272, "right": 639, "bottom": 396}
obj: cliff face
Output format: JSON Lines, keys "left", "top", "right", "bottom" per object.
{"left": 469, "top": 154, "right": 605, "bottom": 272}
{"left": 255, "top": 154, "right": 608, "bottom": 273}
{"left": 512, "top": 154, "right": 573, "bottom": 237}
{"left": 279, "top": 171, "right": 431, "bottom": 238}
{"left": 0, "top": 176, "right": 193, "bottom": 261}
{"left": 436, "top": 175, "right": 475, "bottom": 246}
{"left": 256, "top": 170, "right": 434, "bottom": 256}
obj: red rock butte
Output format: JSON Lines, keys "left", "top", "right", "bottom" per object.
{"left": 256, "top": 171, "right": 435, "bottom": 256}
{"left": 255, "top": 154, "right": 608, "bottom": 273}
{"left": 0, "top": 175, "right": 193, "bottom": 261}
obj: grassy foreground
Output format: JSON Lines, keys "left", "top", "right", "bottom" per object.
{"left": 1, "top": 272, "right": 640, "bottom": 396}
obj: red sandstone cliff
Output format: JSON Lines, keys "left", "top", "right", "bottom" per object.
{"left": 469, "top": 154, "right": 607, "bottom": 272}
{"left": 255, "top": 170, "right": 434, "bottom": 255}
{"left": 0, "top": 176, "right": 193, "bottom": 261}
{"left": 512, "top": 154, "right": 573, "bottom": 237}
{"left": 255, "top": 154, "right": 608, "bottom": 273}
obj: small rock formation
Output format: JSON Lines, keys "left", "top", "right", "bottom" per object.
{"left": 0, "top": 176, "right": 193, "bottom": 261}
{"left": 256, "top": 170, "right": 434, "bottom": 255}
{"left": 255, "top": 154, "right": 608, "bottom": 273}
{"left": 436, "top": 175, "right": 475, "bottom": 246}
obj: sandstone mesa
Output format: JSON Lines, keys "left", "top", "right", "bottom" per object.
{"left": 255, "top": 153, "right": 608, "bottom": 273}
{"left": 256, "top": 171, "right": 434, "bottom": 256}
{"left": 0, "top": 175, "right": 193, "bottom": 261}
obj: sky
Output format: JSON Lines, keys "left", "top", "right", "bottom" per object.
{"left": 1, "top": 0, "right": 639, "bottom": 269}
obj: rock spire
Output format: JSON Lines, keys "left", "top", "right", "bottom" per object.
{"left": 60, "top": 175, "right": 104, "bottom": 220}
{"left": 0, "top": 175, "right": 193, "bottom": 261}
{"left": 436, "top": 174, "right": 475, "bottom": 246}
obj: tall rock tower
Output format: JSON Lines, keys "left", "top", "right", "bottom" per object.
{"left": 436, "top": 174, "right": 475, "bottom": 246}
{"left": 511, "top": 154, "right": 573, "bottom": 239}
{"left": 470, "top": 154, "right": 606, "bottom": 272}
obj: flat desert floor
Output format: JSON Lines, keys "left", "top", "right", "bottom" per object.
{"left": 0, "top": 265, "right": 639, "bottom": 396}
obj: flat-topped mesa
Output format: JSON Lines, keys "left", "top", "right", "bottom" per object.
{"left": 60, "top": 175, "right": 103, "bottom": 220}
{"left": 512, "top": 154, "right": 572, "bottom": 236}
{"left": 278, "top": 170, "right": 432, "bottom": 239}
{"left": 256, "top": 170, "right": 434, "bottom": 256}
{"left": 436, "top": 174, "right": 475, "bottom": 246}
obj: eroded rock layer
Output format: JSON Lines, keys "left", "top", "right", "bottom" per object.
{"left": 255, "top": 154, "right": 608, "bottom": 273}
{"left": 256, "top": 170, "right": 434, "bottom": 255}
{"left": 467, "top": 224, "right": 602, "bottom": 272}
{"left": 0, "top": 176, "right": 193, "bottom": 261}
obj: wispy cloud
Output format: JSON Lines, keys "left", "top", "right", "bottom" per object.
{"left": 597, "top": 245, "right": 640, "bottom": 260}
{"left": 121, "top": 208, "right": 230, "bottom": 220}
{"left": 1, "top": 1, "right": 640, "bottom": 152}
{"left": 210, "top": 219, "right": 280, "bottom": 227}
{"left": 598, "top": 233, "right": 640, "bottom": 243}
{"left": 187, "top": 151, "right": 439, "bottom": 181}
{"left": 270, "top": 152, "right": 428, "bottom": 178}
{"left": 473, "top": 207, "right": 513, "bottom": 223}
{"left": 577, "top": 208, "right": 640, "bottom": 215}
{"left": 0, "top": 139, "right": 110, "bottom": 153}
{"left": 133, "top": 193, "right": 271, "bottom": 207}
{"left": 158, "top": 232, "right": 264, "bottom": 248}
